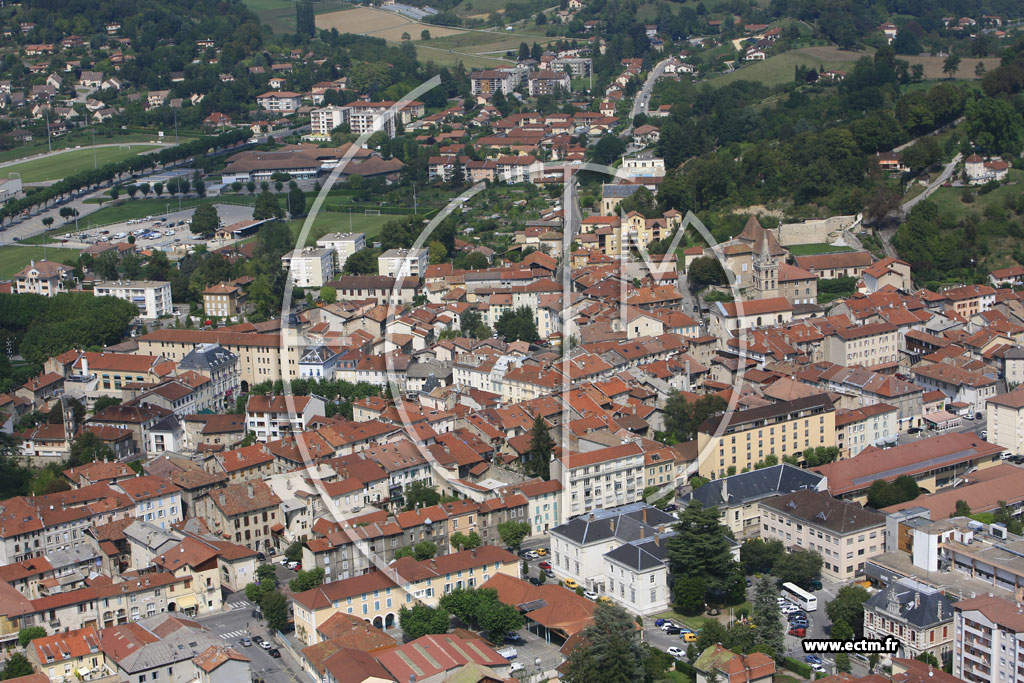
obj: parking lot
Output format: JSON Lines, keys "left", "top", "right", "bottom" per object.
{"left": 56, "top": 203, "right": 256, "bottom": 254}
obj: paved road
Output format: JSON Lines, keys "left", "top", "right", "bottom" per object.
{"left": 623, "top": 57, "right": 674, "bottom": 139}
{"left": 901, "top": 153, "right": 961, "bottom": 214}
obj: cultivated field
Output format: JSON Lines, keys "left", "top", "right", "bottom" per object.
{"left": 3, "top": 145, "right": 162, "bottom": 184}
{"left": 243, "top": 0, "right": 350, "bottom": 34}
{"left": 316, "top": 7, "right": 465, "bottom": 41}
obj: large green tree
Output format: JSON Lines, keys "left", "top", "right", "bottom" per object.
{"left": 667, "top": 500, "right": 741, "bottom": 604}
{"left": 253, "top": 191, "right": 284, "bottom": 220}
{"left": 495, "top": 306, "right": 539, "bottom": 343}
{"left": 826, "top": 585, "right": 871, "bottom": 638}
{"left": 262, "top": 591, "right": 289, "bottom": 632}
{"left": 751, "top": 576, "right": 784, "bottom": 659}
{"left": 0, "top": 653, "right": 34, "bottom": 680}
{"left": 564, "top": 603, "right": 646, "bottom": 683}
{"left": 524, "top": 415, "right": 554, "bottom": 480}
{"left": 772, "top": 549, "right": 823, "bottom": 587}
{"left": 398, "top": 603, "right": 449, "bottom": 640}
{"left": 190, "top": 203, "right": 219, "bottom": 236}
{"left": 497, "top": 521, "right": 531, "bottom": 550}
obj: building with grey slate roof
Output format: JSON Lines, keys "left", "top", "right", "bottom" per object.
{"left": 550, "top": 502, "right": 675, "bottom": 597}
{"left": 603, "top": 532, "right": 674, "bottom": 615}
{"left": 681, "top": 464, "right": 827, "bottom": 540}
{"left": 177, "top": 343, "right": 239, "bottom": 412}
{"left": 863, "top": 577, "right": 954, "bottom": 665}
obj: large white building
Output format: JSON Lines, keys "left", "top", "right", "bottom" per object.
{"left": 282, "top": 247, "right": 336, "bottom": 288}
{"left": 550, "top": 441, "right": 646, "bottom": 517}
{"left": 953, "top": 594, "right": 1024, "bottom": 683}
{"left": 549, "top": 503, "right": 677, "bottom": 614}
{"left": 315, "top": 232, "right": 366, "bottom": 270}
{"left": 987, "top": 388, "right": 1024, "bottom": 456}
{"left": 93, "top": 280, "right": 173, "bottom": 319}
{"left": 378, "top": 248, "right": 428, "bottom": 279}
{"left": 309, "top": 105, "right": 347, "bottom": 138}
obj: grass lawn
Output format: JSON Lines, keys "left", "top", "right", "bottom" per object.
{"left": 4, "top": 145, "right": 162, "bottom": 183}
{"left": 708, "top": 50, "right": 859, "bottom": 89}
{"left": 414, "top": 44, "right": 516, "bottom": 68}
{"left": 787, "top": 243, "right": 855, "bottom": 256}
{"left": 243, "top": 0, "right": 348, "bottom": 32}
{"left": 654, "top": 601, "right": 751, "bottom": 631}
{"left": 775, "top": 675, "right": 801, "bottom": 683}
{"left": 0, "top": 245, "right": 79, "bottom": 278}
{"left": 0, "top": 132, "right": 180, "bottom": 166}
{"left": 289, "top": 211, "right": 395, "bottom": 247}
{"left": 928, "top": 169, "right": 1024, "bottom": 221}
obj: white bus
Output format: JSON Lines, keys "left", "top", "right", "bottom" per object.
{"left": 782, "top": 582, "right": 817, "bottom": 611}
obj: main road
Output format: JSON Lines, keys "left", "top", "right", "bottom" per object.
{"left": 622, "top": 56, "right": 675, "bottom": 140}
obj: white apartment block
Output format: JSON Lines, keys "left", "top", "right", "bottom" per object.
{"left": 310, "top": 105, "right": 347, "bottom": 138}
{"left": 987, "top": 389, "right": 1024, "bottom": 456}
{"left": 93, "top": 280, "right": 173, "bottom": 319}
{"left": 378, "top": 248, "right": 428, "bottom": 279}
{"left": 823, "top": 322, "right": 900, "bottom": 368}
{"left": 282, "top": 247, "right": 336, "bottom": 288}
{"left": 470, "top": 70, "right": 515, "bottom": 96}
{"left": 550, "top": 442, "right": 646, "bottom": 517}
{"left": 256, "top": 91, "right": 301, "bottom": 112}
{"left": 315, "top": 232, "right": 366, "bottom": 270}
{"left": 953, "top": 594, "right": 1024, "bottom": 683}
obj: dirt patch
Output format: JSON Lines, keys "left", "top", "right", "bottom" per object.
{"left": 316, "top": 7, "right": 465, "bottom": 41}
{"left": 732, "top": 205, "right": 786, "bottom": 219}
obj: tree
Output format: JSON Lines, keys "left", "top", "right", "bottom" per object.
{"left": 564, "top": 603, "right": 646, "bottom": 683}
{"left": 619, "top": 186, "right": 659, "bottom": 218}
{"left": 257, "top": 564, "right": 277, "bottom": 583}
{"left": 288, "top": 567, "right": 325, "bottom": 592}
{"left": 695, "top": 618, "right": 729, "bottom": 654}
{"left": 253, "top": 191, "right": 283, "bottom": 220}
{"left": 495, "top": 306, "right": 538, "bottom": 342}
{"left": 954, "top": 499, "right": 971, "bottom": 517}
{"left": 288, "top": 185, "right": 306, "bottom": 218}
{"left": 403, "top": 480, "right": 441, "bottom": 510}
{"left": 296, "top": 0, "right": 315, "bottom": 37}
{"left": 943, "top": 54, "right": 961, "bottom": 79}
{"left": 524, "top": 415, "right": 554, "bottom": 480}
{"left": 18, "top": 626, "right": 46, "bottom": 647}
{"left": 450, "top": 531, "right": 482, "bottom": 551}
{"left": 284, "top": 541, "right": 304, "bottom": 562}
{"left": 667, "top": 500, "right": 740, "bottom": 604}
{"left": 428, "top": 240, "right": 447, "bottom": 264}
{"left": 497, "top": 521, "right": 531, "bottom": 550}
{"left": 662, "top": 392, "right": 726, "bottom": 443}
{"left": 42, "top": 217, "right": 54, "bottom": 230}
{"left": 687, "top": 255, "right": 729, "bottom": 294}
{"left": 592, "top": 135, "right": 626, "bottom": 165}
{"left": 190, "top": 203, "right": 219, "bottom": 236}
{"left": 826, "top": 585, "right": 870, "bottom": 638}
{"left": 915, "top": 652, "right": 940, "bottom": 668}
{"left": 399, "top": 604, "right": 449, "bottom": 639}
{"left": 831, "top": 618, "right": 854, "bottom": 641}
{"left": 772, "top": 550, "right": 822, "bottom": 587}
{"left": 153, "top": 182, "right": 164, "bottom": 198}
{"left": 836, "top": 652, "right": 852, "bottom": 673}
{"left": 413, "top": 541, "right": 438, "bottom": 560}
{"left": 66, "top": 430, "right": 115, "bottom": 468}
{"left": 343, "top": 249, "right": 376, "bottom": 275}
{"left": 319, "top": 286, "right": 337, "bottom": 304}
{"left": 262, "top": 591, "right": 289, "bottom": 631}
{"left": 421, "top": 29, "right": 431, "bottom": 40}
{"left": 752, "top": 576, "right": 784, "bottom": 659}
{"left": 459, "top": 309, "right": 490, "bottom": 339}
{"left": 740, "top": 539, "right": 785, "bottom": 575}
{"left": 673, "top": 575, "right": 706, "bottom": 615}
{"left": 477, "top": 598, "right": 525, "bottom": 641}
{"left": 911, "top": 64, "right": 924, "bottom": 81}
{"left": 0, "top": 653, "right": 34, "bottom": 680}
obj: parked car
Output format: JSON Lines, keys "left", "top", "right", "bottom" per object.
{"left": 811, "top": 663, "right": 826, "bottom": 674}
{"left": 980, "top": 430, "right": 988, "bottom": 439}
{"left": 528, "top": 576, "right": 542, "bottom": 586}
{"left": 240, "top": 637, "right": 252, "bottom": 647}
{"left": 788, "top": 627, "right": 806, "bottom": 637}
{"left": 256, "top": 552, "right": 266, "bottom": 561}
{"left": 805, "top": 655, "right": 823, "bottom": 665}
{"left": 252, "top": 636, "right": 264, "bottom": 645}
{"left": 655, "top": 619, "right": 667, "bottom": 627}
{"left": 659, "top": 621, "right": 678, "bottom": 631}
{"left": 535, "top": 548, "right": 548, "bottom": 556}
{"left": 259, "top": 640, "right": 272, "bottom": 650}
{"left": 583, "top": 590, "right": 599, "bottom": 600}
{"left": 504, "top": 632, "right": 524, "bottom": 644}
{"left": 538, "top": 561, "right": 551, "bottom": 571}
{"left": 907, "top": 427, "right": 922, "bottom": 434}
{"left": 563, "top": 578, "right": 579, "bottom": 589}
{"left": 666, "top": 646, "right": 685, "bottom": 659}
{"left": 523, "top": 551, "right": 538, "bottom": 560}
{"left": 680, "top": 632, "right": 697, "bottom": 643}
{"left": 268, "top": 649, "right": 281, "bottom": 659}
{"left": 597, "top": 596, "right": 613, "bottom": 605}
{"left": 664, "top": 626, "right": 682, "bottom": 635}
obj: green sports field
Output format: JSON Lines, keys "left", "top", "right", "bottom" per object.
{"left": 290, "top": 211, "right": 396, "bottom": 247}
{"left": 3, "top": 145, "right": 163, "bottom": 183}
{"left": 0, "top": 244, "right": 77, "bottom": 278}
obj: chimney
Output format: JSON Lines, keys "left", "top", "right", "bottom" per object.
{"left": 609, "top": 518, "right": 615, "bottom": 533}
{"left": 642, "top": 507, "right": 647, "bottom": 524}
{"left": 247, "top": 484, "right": 254, "bottom": 498}
{"left": 219, "top": 494, "right": 226, "bottom": 506}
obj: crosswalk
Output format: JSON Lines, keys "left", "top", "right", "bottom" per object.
{"left": 227, "top": 600, "right": 251, "bottom": 610}
{"left": 219, "top": 630, "right": 248, "bottom": 640}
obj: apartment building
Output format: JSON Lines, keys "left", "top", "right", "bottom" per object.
{"left": 696, "top": 394, "right": 836, "bottom": 479}
{"left": 822, "top": 321, "right": 899, "bottom": 369}
{"left": 206, "top": 481, "right": 282, "bottom": 555}
{"left": 377, "top": 248, "right": 428, "bottom": 279}
{"left": 14, "top": 260, "right": 75, "bottom": 296}
{"left": 527, "top": 69, "right": 570, "bottom": 96}
{"left": 177, "top": 343, "right": 239, "bottom": 412}
{"left": 315, "top": 232, "right": 365, "bottom": 270}
{"left": 469, "top": 69, "right": 515, "bottom": 96}
{"left": 113, "top": 476, "right": 183, "bottom": 530}
{"left": 953, "top": 594, "right": 1024, "bottom": 683}
{"left": 937, "top": 284, "right": 996, "bottom": 318}
{"left": 707, "top": 297, "right": 794, "bottom": 344}
{"left": 309, "top": 105, "right": 346, "bottom": 138}
{"left": 863, "top": 578, "right": 954, "bottom": 665}
{"left": 835, "top": 403, "right": 899, "bottom": 458}
{"left": 550, "top": 442, "right": 646, "bottom": 517}
{"left": 682, "top": 464, "right": 827, "bottom": 541}
{"left": 282, "top": 247, "right": 335, "bottom": 288}
{"left": 27, "top": 626, "right": 111, "bottom": 682}
{"left": 256, "top": 91, "right": 301, "bottom": 112}
{"left": 92, "top": 280, "right": 172, "bottom": 319}
{"left": 245, "top": 394, "right": 324, "bottom": 442}
{"left": 987, "top": 388, "right": 1024, "bottom": 456}
{"left": 793, "top": 251, "right": 875, "bottom": 279}
{"left": 759, "top": 489, "right": 885, "bottom": 582}
{"left": 911, "top": 362, "right": 998, "bottom": 414}
{"left": 777, "top": 263, "right": 818, "bottom": 305}
{"left": 202, "top": 283, "right": 245, "bottom": 320}
{"left": 339, "top": 99, "right": 425, "bottom": 138}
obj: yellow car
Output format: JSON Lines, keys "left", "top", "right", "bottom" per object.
{"left": 597, "top": 596, "right": 614, "bottom": 605}
{"left": 535, "top": 548, "right": 548, "bottom": 556}
{"left": 681, "top": 632, "right": 698, "bottom": 643}
{"left": 564, "top": 578, "right": 579, "bottom": 589}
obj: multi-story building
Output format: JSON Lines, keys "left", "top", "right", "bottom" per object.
{"left": 469, "top": 70, "right": 515, "bottom": 96}
{"left": 822, "top": 321, "right": 899, "bottom": 369}
{"left": 911, "top": 362, "right": 998, "bottom": 414}
{"left": 834, "top": 403, "right": 899, "bottom": 458}
{"left": 177, "top": 343, "right": 239, "bottom": 412}
{"left": 136, "top": 329, "right": 293, "bottom": 388}
{"left": 309, "top": 105, "right": 346, "bottom": 138}
{"left": 339, "top": 99, "right": 425, "bottom": 138}
{"left": 551, "top": 57, "right": 592, "bottom": 77}
{"left": 206, "top": 481, "right": 282, "bottom": 555}
{"left": 377, "top": 248, "right": 428, "bottom": 279}
{"left": 112, "top": 475, "right": 183, "bottom": 530}
{"left": 527, "top": 69, "right": 570, "bottom": 96}
{"left": 202, "top": 283, "right": 245, "bottom": 320}
{"left": 550, "top": 442, "right": 646, "bottom": 517}
{"left": 245, "top": 394, "right": 324, "bottom": 442}
{"left": 682, "top": 464, "right": 827, "bottom": 541}
{"left": 863, "top": 577, "right": 954, "bottom": 665}
{"left": 315, "top": 232, "right": 365, "bottom": 270}
{"left": 936, "top": 284, "right": 996, "bottom": 318}
{"left": 14, "top": 260, "right": 75, "bottom": 296}
{"left": 282, "top": 247, "right": 335, "bottom": 288}
{"left": 777, "top": 263, "right": 818, "bottom": 305}
{"left": 707, "top": 297, "right": 793, "bottom": 344}
{"left": 953, "top": 594, "right": 1024, "bottom": 683}
{"left": 27, "top": 625, "right": 112, "bottom": 682}
{"left": 92, "top": 280, "right": 173, "bottom": 319}
{"left": 987, "top": 388, "right": 1024, "bottom": 456}
{"left": 759, "top": 489, "right": 885, "bottom": 582}
{"left": 256, "top": 91, "right": 301, "bottom": 112}
{"left": 696, "top": 394, "right": 836, "bottom": 479}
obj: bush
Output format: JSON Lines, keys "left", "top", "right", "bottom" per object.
{"left": 784, "top": 656, "right": 812, "bottom": 677}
